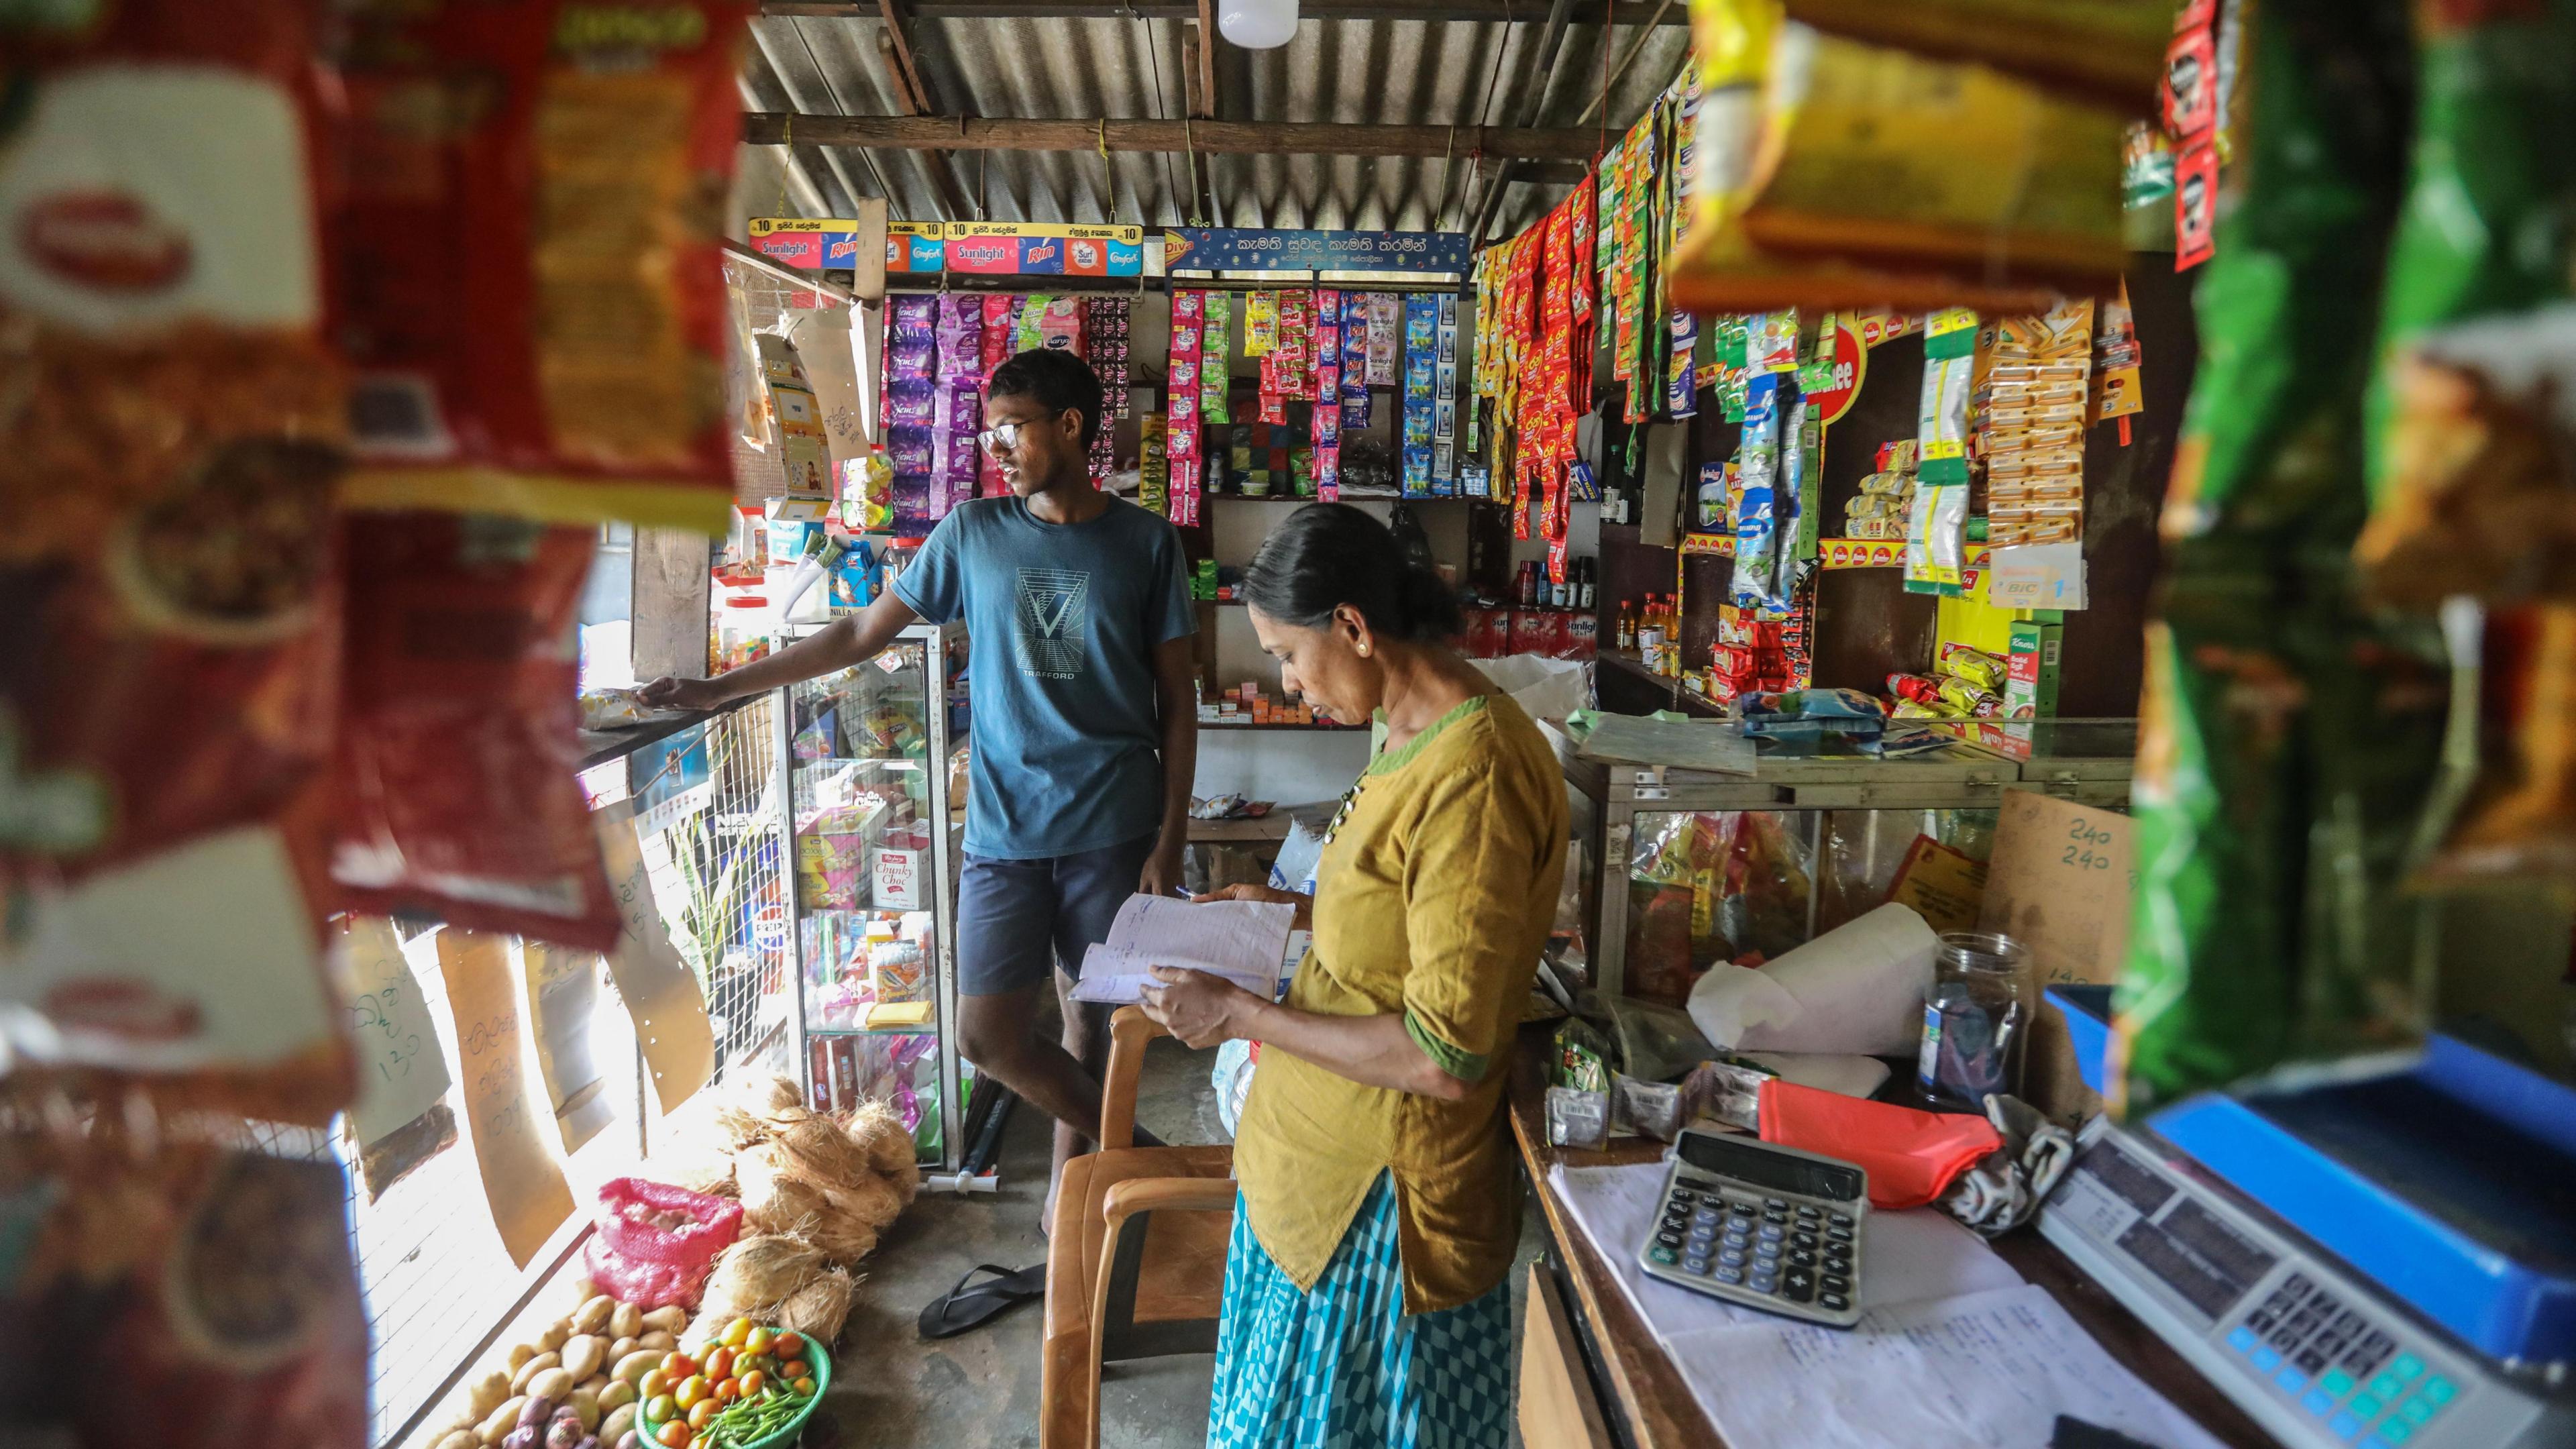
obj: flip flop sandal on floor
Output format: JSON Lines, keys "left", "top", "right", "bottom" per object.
{"left": 918, "top": 1262, "right": 1046, "bottom": 1340}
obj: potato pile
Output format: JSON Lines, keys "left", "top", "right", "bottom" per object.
{"left": 417, "top": 1291, "right": 689, "bottom": 1449}
{"left": 416, "top": 1077, "right": 918, "bottom": 1449}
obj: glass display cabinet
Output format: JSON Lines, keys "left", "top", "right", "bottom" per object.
{"left": 780, "top": 622, "right": 970, "bottom": 1170}
{"left": 1549, "top": 717, "right": 2137, "bottom": 1002}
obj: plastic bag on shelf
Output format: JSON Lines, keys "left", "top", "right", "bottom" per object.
{"left": 1625, "top": 811, "right": 1816, "bottom": 1006}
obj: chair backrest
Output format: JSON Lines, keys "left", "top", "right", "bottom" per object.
{"left": 1098, "top": 1006, "right": 1169, "bottom": 1150}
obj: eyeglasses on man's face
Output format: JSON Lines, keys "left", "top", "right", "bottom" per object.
{"left": 977, "top": 411, "right": 1069, "bottom": 453}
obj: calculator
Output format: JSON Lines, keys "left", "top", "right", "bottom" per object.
{"left": 1636, "top": 1128, "right": 1870, "bottom": 1328}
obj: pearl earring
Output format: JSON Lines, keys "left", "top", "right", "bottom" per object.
{"left": 1359, "top": 645, "right": 1371, "bottom": 657}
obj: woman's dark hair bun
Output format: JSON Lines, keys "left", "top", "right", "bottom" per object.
{"left": 1240, "top": 502, "right": 1462, "bottom": 643}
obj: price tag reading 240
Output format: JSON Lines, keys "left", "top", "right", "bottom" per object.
{"left": 2064, "top": 816, "right": 2137, "bottom": 889}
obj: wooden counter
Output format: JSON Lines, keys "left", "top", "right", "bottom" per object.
{"left": 1507, "top": 1024, "right": 2277, "bottom": 1449}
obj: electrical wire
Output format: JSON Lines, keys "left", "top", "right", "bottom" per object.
{"left": 1129, "top": 1, "right": 1188, "bottom": 228}
{"left": 1578, "top": 0, "right": 1676, "bottom": 130}
{"left": 1448, "top": 0, "right": 1515, "bottom": 233}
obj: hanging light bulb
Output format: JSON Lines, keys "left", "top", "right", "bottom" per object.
{"left": 1218, "top": 0, "right": 1297, "bottom": 49}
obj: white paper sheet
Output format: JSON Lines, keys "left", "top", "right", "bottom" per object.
{"left": 1070, "top": 894, "right": 1298, "bottom": 1004}
{"left": 1667, "top": 1287, "right": 2226, "bottom": 1449}
{"left": 1551, "top": 1160, "right": 2219, "bottom": 1449}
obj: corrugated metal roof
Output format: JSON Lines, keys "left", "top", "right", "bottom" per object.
{"left": 743, "top": 9, "right": 1692, "bottom": 237}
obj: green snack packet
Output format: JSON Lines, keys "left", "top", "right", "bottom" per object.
{"left": 2354, "top": 0, "right": 2576, "bottom": 601}
{"left": 1552, "top": 1018, "right": 1613, "bottom": 1093}
{"left": 2113, "top": 0, "right": 2445, "bottom": 1116}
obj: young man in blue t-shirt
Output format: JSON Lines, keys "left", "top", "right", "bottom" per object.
{"left": 644, "top": 348, "right": 1198, "bottom": 1189}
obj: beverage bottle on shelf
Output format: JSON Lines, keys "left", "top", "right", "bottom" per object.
{"left": 1517, "top": 561, "right": 1538, "bottom": 606}
{"left": 1616, "top": 600, "right": 1634, "bottom": 651}
{"left": 1578, "top": 559, "right": 1597, "bottom": 611}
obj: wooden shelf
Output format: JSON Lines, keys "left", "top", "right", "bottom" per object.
{"left": 1596, "top": 651, "right": 1725, "bottom": 717}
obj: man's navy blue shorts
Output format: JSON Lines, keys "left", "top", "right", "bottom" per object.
{"left": 954, "top": 833, "right": 1157, "bottom": 997}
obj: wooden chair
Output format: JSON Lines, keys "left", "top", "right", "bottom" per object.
{"left": 1040, "top": 1006, "right": 1238, "bottom": 1449}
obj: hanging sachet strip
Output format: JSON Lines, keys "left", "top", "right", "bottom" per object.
{"left": 1366, "top": 293, "right": 1401, "bottom": 385}
{"left": 1340, "top": 292, "right": 1371, "bottom": 430}
{"left": 1168, "top": 289, "right": 1205, "bottom": 524}
{"left": 1313, "top": 288, "right": 1343, "bottom": 500}
{"left": 1402, "top": 293, "right": 1438, "bottom": 496}
{"left": 1201, "top": 292, "right": 1232, "bottom": 425}
{"left": 1434, "top": 293, "right": 1460, "bottom": 492}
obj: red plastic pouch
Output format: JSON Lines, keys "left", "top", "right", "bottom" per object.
{"left": 331, "top": 512, "right": 619, "bottom": 949}
{"left": 334, "top": 0, "right": 753, "bottom": 531}
{"left": 1757, "top": 1078, "right": 2002, "bottom": 1210}
{"left": 0, "top": 0, "right": 354, "bottom": 1123}
{"left": 0, "top": 1132, "right": 370, "bottom": 1449}
{"left": 584, "top": 1176, "right": 746, "bottom": 1309}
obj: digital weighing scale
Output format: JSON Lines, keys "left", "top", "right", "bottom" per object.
{"left": 2037, "top": 987, "right": 2575, "bottom": 1449}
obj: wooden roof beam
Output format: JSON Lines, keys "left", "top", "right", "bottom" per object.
{"left": 873, "top": 0, "right": 981, "bottom": 218}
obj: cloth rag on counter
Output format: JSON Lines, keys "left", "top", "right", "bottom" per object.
{"left": 1939, "top": 1093, "right": 2076, "bottom": 1236}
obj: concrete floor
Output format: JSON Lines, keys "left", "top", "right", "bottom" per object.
{"left": 816, "top": 1036, "right": 1538, "bottom": 1449}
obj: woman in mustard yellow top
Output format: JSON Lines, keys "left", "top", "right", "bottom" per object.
{"left": 1139, "top": 504, "right": 1566, "bottom": 1448}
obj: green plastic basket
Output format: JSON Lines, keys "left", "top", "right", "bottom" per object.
{"left": 635, "top": 1337, "right": 832, "bottom": 1449}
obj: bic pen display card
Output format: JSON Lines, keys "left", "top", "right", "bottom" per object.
{"left": 1071, "top": 894, "right": 1299, "bottom": 1004}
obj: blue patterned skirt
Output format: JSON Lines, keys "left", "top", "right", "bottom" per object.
{"left": 1205, "top": 1173, "right": 1513, "bottom": 1448}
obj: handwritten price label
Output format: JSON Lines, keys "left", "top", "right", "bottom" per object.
{"left": 435, "top": 929, "right": 574, "bottom": 1267}
{"left": 337, "top": 920, "right": 453, "bottom": 1147}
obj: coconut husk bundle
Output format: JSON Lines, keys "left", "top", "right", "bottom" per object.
{"left": 647, "top": 1068, "right": 918, "bottom": 1344}
{"left": 845, "top": 1099, "right": 920, "bottom": 1205}
{"left": 690, "top": 1233, "right": 857, "bottom": 1344}
{"left": 735, "top": 1143, "right": 892, "bottom": 1265}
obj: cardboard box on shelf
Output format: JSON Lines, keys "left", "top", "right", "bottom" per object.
{"left": 1978, "top": 791, "right": 2134, "bottom": 1126}
{"left": 873, "top": 830, "right": 929, "bottom": 910}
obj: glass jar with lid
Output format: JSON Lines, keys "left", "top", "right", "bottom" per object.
{"left": 1916, "top": 931, "right": 2032, "bottom": 1110}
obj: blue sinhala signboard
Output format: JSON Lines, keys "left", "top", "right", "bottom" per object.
{"left": 1162, "top": 229, "right": 1472, "bottom": 275}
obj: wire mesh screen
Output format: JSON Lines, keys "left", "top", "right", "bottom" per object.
{"left": 327, "top": 933, "right": 661, "bottom": 1448}
{"left": 318, "top": 696, "right": 798, "bottom": 1446}
{"left": 636, "top": 694, "right": 798, "bottom": 1085}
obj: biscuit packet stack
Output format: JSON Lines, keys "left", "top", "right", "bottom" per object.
{"left": 1981, "top": 302, "right": 2096, "bottom": 547}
